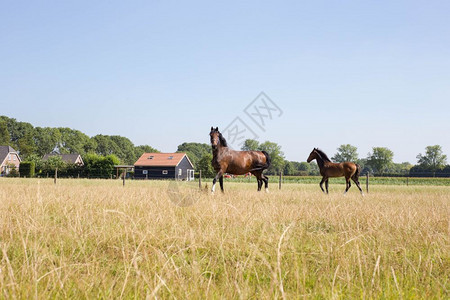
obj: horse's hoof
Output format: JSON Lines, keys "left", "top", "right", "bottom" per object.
{"left": 265, "top": 188, "right": 269, "bottom": 193}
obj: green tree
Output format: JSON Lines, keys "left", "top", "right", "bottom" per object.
{"left": 176, "top": 142, "right": 211, "bottom": 168}
{"left": 391, "top": 162, "right": 413, "bottom": 174}
{"left": 241, "top": 139, "right": 260, "bottom": 151}
{"left": 58, "top": 127, "right": 93, "bottom": 155}
{"left": 258, "top": 141, "right": 285, "bottom": 175}
{"left": 0, "top": 117, "right": 34, "bottom": 150}
{"left": 110, "top": 135, "right": 137, "bottom": 164}
{"left": 367, "top": 147, "right": 394, "bottom": 174}
{"left": 283, "top": 161, "right": 295, "bottom": 176}
{"left": 332, "top": 144, "right": 358, "bottom": 163}
{"left": 134, "top": 145, "right": 160, "bottom": 160}
{"left": 41, "top": 156, "right": 66, "bottom": 176}
{"left": 25, "top": 154, "right": 44, "bottom": 174}
{"left": 93, "top": 135, "right": 119, "bottom": 156}
{"left": 416, "top": 145, "right": 447, "bottom": 173}
{"left": 197, "top": 153, "right": 215, "bottom": 178}
{"left": 0, "top": 120, "right": 10, "bottom": 145}
{"left": 83, "top": 153, "right": 120, "bottom": 178}
{"left": 19, "top": 161, "right": 35, "bottom": 177}
{"left": 290, "top": 161, "right": 313, "bottom": 175}
{"left": 16, "top": 129, "right": 36, "bottom": 159}
{"left": 92, "top": 135, "right": 137, "bottom": 164}
{"left": 34, "top": 127, "right": 62, "bottom": 156}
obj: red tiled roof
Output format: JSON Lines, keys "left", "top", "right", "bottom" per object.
{"left": 134, "top": 153, "right": 190, "bottom": 167}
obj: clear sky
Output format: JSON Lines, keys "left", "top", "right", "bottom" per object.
{"left": 1, "top": 1, "right": 449, "bottom": 163}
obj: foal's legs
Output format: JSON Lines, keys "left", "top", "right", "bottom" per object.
{"left": 351, "top": 176, "right": 364, "bottom": 196}
{"left": 325, "top": 179, "right": 329, "bottom": 194}
{"left": 212, "top": 170, "right": 224, "bottom": 194}
{"left": 344, "top": 177, "right": 351, "bottom": 194}
{"left": 319, "top": 177, "right": 326, "bottom": 193}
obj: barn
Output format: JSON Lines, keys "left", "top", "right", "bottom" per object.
{"left": 134, "top": 153, "right": 195, "bottom": 180}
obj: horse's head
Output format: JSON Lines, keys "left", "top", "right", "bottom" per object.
{"left": 307, "top": 148, "right": 318, "bottom": 163}
{"left": 210, "top": 126, "right": 228, "bottom": 149}
{"left": 210, "top": 126, "right": 220, "bottom": 149}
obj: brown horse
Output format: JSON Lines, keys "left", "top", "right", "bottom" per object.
{"left": 209, "top": 127, "right": 271, "bottom": 193}
{"left": 307, "top": 148, "right": 364, "bottom": 195}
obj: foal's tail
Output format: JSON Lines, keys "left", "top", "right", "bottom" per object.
{"left": 353, "top": 163, "right": 361, "bottom": 181}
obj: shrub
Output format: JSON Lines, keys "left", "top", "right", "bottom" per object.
{"left": 19, "top": 161, "right": 35, "bottom": 178}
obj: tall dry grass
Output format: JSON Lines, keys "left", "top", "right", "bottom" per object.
{"left": 0, "top": 178, "right": 448, "bottom": 299}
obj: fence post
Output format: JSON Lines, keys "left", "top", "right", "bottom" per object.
{"left": 123, "top": 169, "right": 126, "bottom": 187}
{"left": 366, "top": 173, "right": 369, "bottom": 193}
{"left": 199, "top": 170, "right": 202, "bottom": 189}
{"left": 54, "top": 168, "right": 58, "bottom": 185}
{"left": 279, "top": 172, "right": 282, "bottom": 190}
{"left": 406, "top": 177, "right": 409, "bottom": 186}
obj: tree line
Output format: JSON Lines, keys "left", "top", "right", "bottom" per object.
{"left": 1, "top": 116, "right": 448, "bottom": 178}
{"left": 0, "top": 116, "right": 158, "bottom": 164}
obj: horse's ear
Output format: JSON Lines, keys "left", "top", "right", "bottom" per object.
{"left": 215, "top": 127, "right": 218, "bottom": 131}
{"left": 211, "top": 126, "right": 214, "bottom": 131}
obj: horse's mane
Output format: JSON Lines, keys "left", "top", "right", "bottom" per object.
{"left": 218, "top": 132, "right": 228, "bottom": 147}
{"left": 315, "top": 148, "right": 331, "bottom": 162}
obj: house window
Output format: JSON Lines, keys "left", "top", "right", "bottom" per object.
{"left": 8, "top": 154, "right": 11, "bottom": 161}
{"left": 13, "top": 155, "right": 16, "bottom": 161}
{"left": 178, "top": 169, "right": 182, "bottom": 176}
{"left": 168, "top": 156, "right": 173, "bottom": 160}
{"left": 148, "top": 156, "right": 154, "bottom": 159}
{"left": 162, "top": 170, "right": 168, "bottom": 175}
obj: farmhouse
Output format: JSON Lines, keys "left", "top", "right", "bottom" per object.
{"left": 134, "top": 153, "right": 194, "bottom": 180}
{"left": 43, "top": 153, "right": 84, "bottom": 166}
{"left": 0, "top": 146, "right": 21, "bottom": 176}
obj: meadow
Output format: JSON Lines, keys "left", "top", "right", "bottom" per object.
{"left": 0, "top": 178, "right": 448, "bottom": 299}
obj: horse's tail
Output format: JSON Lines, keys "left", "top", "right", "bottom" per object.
{"left": 261, "top": 151, "right": 271, "bottom": 170}
{"left": 353, "top": 163, "right": 361, "bottom": 180}
{"left": 249, "top": 151, "right": 271, "bottom": 172}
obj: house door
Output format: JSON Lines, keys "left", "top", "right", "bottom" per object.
{"left": 187, "top": 169, "right": 194, "bottom": 181}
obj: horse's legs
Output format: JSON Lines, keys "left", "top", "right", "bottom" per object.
{"left": 256, "top": 171, "right": 263, "bottom": 191}
{"left": 212, "top": 170, "right": 224, "bottom": 194}
{"left": 253, "top": 171, "right": 265, "bottom": 192}
{"left": 325, "top": 179, "right": 329, "bottom": 194}
{"left": 319, "top": 177, "right": 326, "bottom": 193}
{"left": 263, "top": 174, "right": 269, "bottom": 192}
{"left": 219, "top": 175, "right": 224, "bottom": 193}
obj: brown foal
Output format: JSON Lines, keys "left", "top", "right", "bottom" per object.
{"left": 307, "top": 148, "right": 364, "bottom": 195}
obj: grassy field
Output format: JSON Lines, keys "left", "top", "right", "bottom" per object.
{"left": 0, "top": 178, "right": 448, "bottom": 299}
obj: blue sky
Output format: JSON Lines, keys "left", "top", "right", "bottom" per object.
{"left": 1, "top": 1, "right": 449, "bottom": 163}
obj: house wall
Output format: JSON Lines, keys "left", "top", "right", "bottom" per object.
{"left": 0, "top": 152, "right": 21, "bottom": 176}
{"left": 175, "top": 156, "right": 195, "bottom": 181}
{"left": 75, "top": 156, "right": 84, "bottom": 166}
{"left": 134, "top": 166, "right": 176, "bottom": 179}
